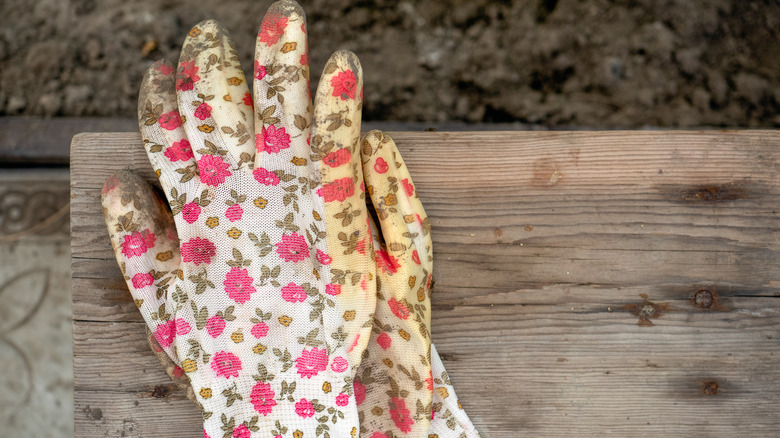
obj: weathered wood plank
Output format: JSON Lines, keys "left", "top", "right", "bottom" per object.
{"left": 0, "top": 117, "right": 137, "bottom": 165}
{"left": 73, "top": 305, "right": 780, "bottom": 436}
{"left": 74, "top": 390, "right": 201, "bottom": 437}
{"left": 73, "top": 131, "right": 780, "bottom": 437}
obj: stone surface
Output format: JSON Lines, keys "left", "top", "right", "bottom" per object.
{"left": 0, "top": 169, "right": 72, "bottom": 437}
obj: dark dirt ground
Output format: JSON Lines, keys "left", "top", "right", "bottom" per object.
{"left": 1, "top": 0, "right": 779, "bottom": 128}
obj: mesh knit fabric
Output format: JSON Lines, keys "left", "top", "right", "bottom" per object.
{"left": 103, "top": 1, "right": 482, "bottom": 436}
{"left": 142, "top": 130, "right": 483, "bottom": 438}
{"left": 102, "top": 2, "right": 374, "bottom": 436}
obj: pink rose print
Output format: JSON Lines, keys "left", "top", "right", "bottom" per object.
{"left": 331, "top": 69, "right": 357, "bottom": 100}
{"left": 224, "top": 267, "right": 257, "bottom": 304}
{"left": 131, "top": 272, "right": 154, "bottom": 289}
{"left": 318, "top": 177, "right": 354, "bottom": 202}
{"left": 325, "top": 284, "right": 341, "bottom": 296}
{"left": 354, "top": 381, "right": 366, "bottom": 405}
{"left": 258, "top": 13, "right": 288, "bottom": 46}
{"left": 426, "top": 372, "right": 434, "bottom": 391}
{"left": 166, "top": 225, "right": 178, "bottom": 243}
{"left": 369, "top": 433, "right": 389, "bottom": 438}
{"left": 205, "top": 314, "right": 226, "bottom": 338}
{"left": 156, "top": 63, "right": 174, "bottom": 75}
{"left": 322, "top": 149, "right": 350, "bottom": 168}
{"left": 336, "top": 393, "right": 349, "bottom": 407}
{"left": 181, "top": 237, "right": 216, "bottom": 265}
{"left": 232, "top": 425, "right": 250, "bottom": 438}
{"left": 243, "top": 92, "right": 253, "bottom": 107}
{"left": 102, "top": 175, "right": 118, "bottom": 195}
{"left": 251, "top": 322, "right": 269, "bottom": 338}
{"left": 411, "top": 249, "right": 421, "bottom": 265}
{"left": 348, "top": 334, "right": 360, "bottom": 353}
{"left": 164, "top": 139, "right": 194, "bottom": 162}
{"left": 211, "top": 351, "right": 242, "bottom": 378}
{"left": 153, "top": 318, "right": 191, "bottom": 348}
{"left": 276, "top": 232, "right": 309, "bottom": 262}
{"left": 121, "top": 229, "right": 156, "bottom": 258}
{"left": 158, "top": 111, "right": 182, "bottom": 130}
{"left": 197, "top": 155, "right": 232, "bottom": 187}
{"left": 176, "top": 60, "right": 200, "bottom": 91}
{"left": 355, "top": 238, "right": 366, "bottom": 254}
{"left": 250, "top": 381, "right": 277, "bottom": 416}
{"left": 402, "top": 178, "right": 414, "bottom": 196}
{"left": 256, "top": 125, "right": 291, "bottom": 153}
{"left": 204, "top": 430, "right": 210, "bottom": 438}
{"left": 295, "top": 347, "right": 328, "bottom": 379}
{"left": 376, "top": 249, "right": 401, "bottom": 274}
{"left": 253, "top": 167, "right": 281, "bottom": 186}
{"left": 194, "top": 102, "right": 212, "bottom": 120}
{"left": 374, "top": 157, "right": 389, "bottom": 174}
{"left": 182, "top": 202, "right": 201, "bottom": 224}
{"left": 153, "top": 321, "right": 176, "bottom": 348}
{"left": 377, "top": 332, "right": 392, "bottom": 350}
{"left": 295, "top": 398, "right": 315, "bottom": 418}
{"left": 225, "top": 204, "right": 243, "bottom": 222}
{"left": 316, "top": 249, "right": 332, "bottom": 265}
{"left": 389, "top": 397, "right": 414, "bottom": 433}
{"left": 254, "top": 60, "right": 267, "bottom": 80}
{"left": 281, "top": 282, "right": 307, "bottom": 303}
{"left": 300, "top": 53, "right": 308, "bottom": 65}
{"left": 330, "top": 356, "right": 348, "bottom": 373}
{"left": 175, "top": 319, "right": 192, "bottom": 335}
{"left": 388, "top": 297, "right": 411, "bottom": 320}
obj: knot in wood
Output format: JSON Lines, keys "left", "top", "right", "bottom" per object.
{"left": 640, "top": 304, "right": 656, "bottom": 318}
{"left": 703, "top": 381, "right": 720, "bottom": 395}
{"left": 151, "top": 385, "right": 170, "bottom": 398}
{"left": 694, "top": 290, "right": 714, "bottom": 308}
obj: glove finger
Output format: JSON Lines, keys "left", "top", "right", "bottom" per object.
{"left": 177, "top": 20, "right": 255, "bottom": 171}
{"left": 309, "top": 50, "right": 374, "bottom": 367}
{"left": 354, "top": 180, "right": 434, "bottom": 437}
{"left": 361, "top": 130, "right": 432, "bottom": 274}
{"left": 312, "top": 50, "right": 365, "bottom": 211}
{"left": 429, "top": 343, "right": 482, "bottom": 437}
{"left": 101, "top": 170, "right": 186, "bottom": 364}
{"left": 138, "top": 59, "right": 199, "bottom": 197}
{"left": 253, "top": 0, "right": 312, "bottom": 172}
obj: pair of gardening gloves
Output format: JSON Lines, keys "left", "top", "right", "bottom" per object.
{"left": 101, "top": 1, "right": 480, "bottom": 437}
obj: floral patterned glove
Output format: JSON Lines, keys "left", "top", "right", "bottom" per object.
{"left": 354, "top": 131, "right": 481, "bottom": 438}
{"left": 428, "top": 344, "right": 481, "bottom": 438}
{"left": 102, "top": 1, "right": 376, "bottom": 436}
{"left": 144, "top": 130, "right": 482, "bottom": 438}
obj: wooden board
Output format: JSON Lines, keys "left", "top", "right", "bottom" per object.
{"left": 72, "top": 131, "right": 780, "bottom": 437}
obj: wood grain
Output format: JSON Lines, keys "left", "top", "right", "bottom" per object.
{"left": 73, "top": 131, "right": 780, "bottom": 437}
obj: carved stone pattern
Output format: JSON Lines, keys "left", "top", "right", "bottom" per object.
{"left": 0, "top": 188, "right": 69, "bottom": 236}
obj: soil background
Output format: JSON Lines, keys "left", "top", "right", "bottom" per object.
{"left": 2, "top": 0, "right": 779, "bottom": 128}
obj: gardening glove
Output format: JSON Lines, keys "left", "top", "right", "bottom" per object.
{"left": 102, "top": 1, "right": 376, "bottom": 436}
{"left": 147, "top": 131, "right": 482, "bottom": 437}
{"left": 428, "top": 344, "right": 482, "bottom": 438}
{"left": 355, "top": 131, "right": 481, "bottom": 438}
